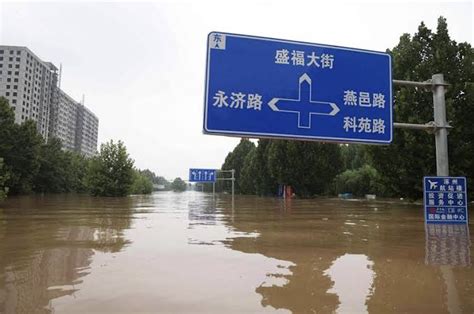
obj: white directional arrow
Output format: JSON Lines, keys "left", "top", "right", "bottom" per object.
{"left": 268, "top": 73, "right": 340, "bottom": 129}
{"left": 204, "top": 171, "right": 208, "bottom": 180}
{"left": 198, "top": 171, "right": 202, "bottom": 180}
{"left": 191, "top": 171, "right": 197, "bottom": 180}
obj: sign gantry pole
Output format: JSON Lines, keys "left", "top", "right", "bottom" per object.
{"left": 432, "top": 74, "right": 449, "bottom": 176}
{"left": 393, "top": 73, "right": 450, "bottom": 176}
{"left": 231, "top": 169, "right": 235, "bottom": 203}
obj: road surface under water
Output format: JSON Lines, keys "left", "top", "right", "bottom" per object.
{"left": 0, "top": 192, "right": 473, "bottom": 313}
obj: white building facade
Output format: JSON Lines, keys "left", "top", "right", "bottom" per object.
{"left": 0, "top": 45, "right": 99, "bottom": 157}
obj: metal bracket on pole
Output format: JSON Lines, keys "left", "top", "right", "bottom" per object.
{"left": 393, "top": 121, "right": 452, "bottom": 134}
{"left": 393, "top": 79, "right": 449, "bottom": 89}
{"left": 392, "top": 74, "right": 450, "bottom": 176}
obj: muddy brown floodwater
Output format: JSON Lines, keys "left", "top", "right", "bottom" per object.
{"left": 0, "top": 192, "right": 473, "bottom": 313}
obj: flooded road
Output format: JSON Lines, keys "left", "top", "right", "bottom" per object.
{"left": 0, "top": 192, "right": 473, "bottom": 313}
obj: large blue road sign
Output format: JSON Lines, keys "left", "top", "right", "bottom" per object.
{"left": 204, "top": 32, "right": 392, "bottom": 144}
{"left": 189, "top": 168, "right": 217, "bottom": 183}
{"left": 424, "top": 177, "right": 468, "bottom": 224}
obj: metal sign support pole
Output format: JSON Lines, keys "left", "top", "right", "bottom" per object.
{"left": 432, "top": 74, "right": 449, "bottom": 176}
{"left": 212, "top": 182, "right": 215, "bottom": 198}
{"left": 231, "top": 169, "right": 235, "bottom": 202}
{"left": 392, "top": 73, "right": 450, "bottom": 177}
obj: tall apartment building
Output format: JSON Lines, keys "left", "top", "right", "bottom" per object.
{"left": 49, "top": 89, "right": 79, "bottom": 152}
{"left": 0, "top": 46, "right": 57, "bottom": 140}
{"left": 75, "top": 104, "right": 99, "bottom": 157}
{"left": 0, "top": 45, "right": 99, "bottom": 157}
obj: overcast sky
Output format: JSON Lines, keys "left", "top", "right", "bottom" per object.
{"left": 0, "top": 0, "right": 472, "bottom": 180}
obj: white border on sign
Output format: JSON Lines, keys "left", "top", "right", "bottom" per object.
{"left": 202, "top": 31, "right": 393, "bottom": 144}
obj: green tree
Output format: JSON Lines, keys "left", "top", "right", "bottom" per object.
{"left": 0, "top": 158, "right": 9, "bottom": 200}
{"left": 0, "top": 97, "right": 15, "bottom": 156}
{"left": 34, "top": 137, "right": 71, "bottom": 193}
{"left": 171, "top": 177, "right": 187, "bottom": 192}
{"left": 67, "top": 152, "right": 90, "bottom": 193}
{"left": 221, "top": 139, "right": 256, "bottom": 193}
{"left": 267, "top": 141, "right": 343, "bottom": 197}
{"left": 253, "top": 139, "right": 277, "bottom": 196}
{"left": 239, "top": 147, "right": 258, "bottom": 194}
{"left": 367, "top": 17, "right": 474, "bottom": 198}
{"left": 7, "top": 120, "right": 43, "bottom": 194}
{"left": 130, "top": 170, "right": 153, "bottom": 194}
{"left": 223, "top": 138, "right": 343, "bottom": 197}
{"left": 139, "top": 169, "right": 156, "bottom": 183}
{"left": 340, "top": 144, "right": 370, "bottom": 170}
{"left": 332, "top": 165, "right": 384, "bottom": 197}
{"left": 86, "top": 140, "right": 134, "bottom": 197}
{"left": 0, "top": 97, "right": 42, "bottom": 194}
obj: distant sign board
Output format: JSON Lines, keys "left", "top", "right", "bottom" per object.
{"left": 189, "top": 169, "right": 217, "bottom": 183}
{"left": 423, "top": 177, "right": 468, "bottom": 224}
{"left": 204, "top": 32, "right": 392, "bottom": 144}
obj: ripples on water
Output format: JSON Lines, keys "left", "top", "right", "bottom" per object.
{"left": 0, "top": 192, "right": 472, "bottom": 313}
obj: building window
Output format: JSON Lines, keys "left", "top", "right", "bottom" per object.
{"left": 9, "top": 51, "right": 13, "bottom": 55}
{"left": 14, "top": 71, "right": 18, "bottom": 75}
{"left": 15, "top": 64, "right": 19, "bottom": 69}
{"left": 0, "top": 50, "right": 3, "bottom": 54}
{"left": 6, "top": 85, "right": 10, "bottom": 89}
{"left": 15, "top": 57, "right": 20, "bottom": 61}
{"left": 5, "top": 92, "right": 9, "bottom": 96}
{"left": 0, "top": 57, "right": 3, "bottom": 61}
{"left": 16, "top": 51, "right": 20, "bottom": 55}
{"left": 7, "top": 71, "right": 11, "bottom": 75}
{"left": 7, "top": 78, "right": 10, "bottom": 82}
{"left": 13, "top": 92, "right": 17, "bottom": 96}
{"left": 8, "top": 57, "right": 13, "bottom": 61}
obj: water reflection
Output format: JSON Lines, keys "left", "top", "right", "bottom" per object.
{"left": 0, "top": 193, "right": 473, "bottom": 313}
{"left": 425, "top": 223, "right": 471, "bottom": 267}
{"left": 222, "top": 197, "right": 474, "bottom": 313}
{"left": 424, "top": 224, "right": 471, "bottom": 314}
{"left": 0, "top": 194, "right": 138, "bottom": 313}
{"left": 324, "top": 254, "right": 375, "bottom": 313}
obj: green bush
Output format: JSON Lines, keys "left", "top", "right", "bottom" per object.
{"left": 130, "top": 170, "right": 153, "bottom": 194}
{"left": 332, "top": 165, "right": 384, "bottom": 197}
{"left": 171, "top": 178, "right": 187, "bottom": 192}
{"left": 86, "top": 140, "right": 134, "bottom": 197}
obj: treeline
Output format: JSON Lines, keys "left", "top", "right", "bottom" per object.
{"left": 218, "top": 139, "right": 382, "bottom": 198}
{"left": 0, "top": 97, "right": 167, "bottom": 200}
{"left": 219, "top": 18, "right": 474, "bottom": 199}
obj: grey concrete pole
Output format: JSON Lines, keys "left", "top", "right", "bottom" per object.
{"left": 432, "top": 74, "right": 449, "bottom": 176}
